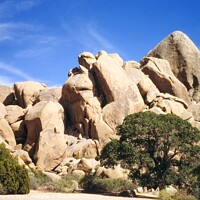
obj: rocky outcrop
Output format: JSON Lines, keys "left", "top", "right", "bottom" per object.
{"left": 14, "top": 81, "right": 46, "bottom": 108}
{"left": 61, "top": 51, "right": 145, "bottom": 145}
{"left": 146, "top": 31, "right": 200, "bottom": 102}
{"left": 24, "top": 101, "right": 66, "bottom": 171}
{"left": 1, "top": 30, "right": 200, "bottom": 174}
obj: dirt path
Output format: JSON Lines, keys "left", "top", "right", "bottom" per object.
{"left": 0, "top": 191, "right": 155, "bottom": 200}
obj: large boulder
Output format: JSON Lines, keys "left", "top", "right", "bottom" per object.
{"left": 0, "top": 118, "right": 16, "bottom": 148}
{"left": 146, "top": 31, "right": 200, "bottom": 102}
{"left": 94, "top": 52, "right": 145, "bottom": 130}
{"left": 24, "top": 101, "right": 66, "bottom": 171}
{"left": 36, "top": 87, "right": 62, "bottom": 103}
{"left": 140, "top": 57, "right": 190, "bottom": 104}
{"left": 0, "top": 85, "right": 15, "bottom": 105}
{"left": 5, "top": 105, "right": 26, "bottom": 124}
{"left": 14, "top": 81, "right": 46, "bottom": 108}
{"left": 78, "top": 52, "right": 96, "bottom": 70}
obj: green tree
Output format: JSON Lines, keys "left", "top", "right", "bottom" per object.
{"left": 100, "top": 111, "right": 200, "bottom": 191}
{"left": 0, "top": 143, "right": 30, "bottom": 194}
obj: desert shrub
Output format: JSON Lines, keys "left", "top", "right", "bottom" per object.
{"left": 100, "top": 112, "right": 200, "bottom": 196}
{"left": 30, "top": 171, "right": 80, "bottom": 192}
{"left": 81, "top": 175, "right": 136, "bottom": 194}
{"left": 29, "top": 169, "right": 51, "bottom": 190}
{"left": 0, "top": 143, "right": 30, "bottom": 194}
{"left": 159, "top": 189, "right": 197, "bottom": 200}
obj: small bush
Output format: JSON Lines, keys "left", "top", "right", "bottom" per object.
{"left": 81, "top": 175, "right": 136, "bottom": 194}
{"left": 159, "top": 189, "right": 197, "bottom": 200}
{"left": 0, "top": 143, "right": 30, "bottom": 194}
{"left": 30, "top": 171, "right": 80, "bottom": 192}
{"left": 29, "top": 169, "right": 51, "bottom": 190}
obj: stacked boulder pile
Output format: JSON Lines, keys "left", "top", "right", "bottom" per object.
{"left": 0, "top": 31, "right": 200, "bottom": 176}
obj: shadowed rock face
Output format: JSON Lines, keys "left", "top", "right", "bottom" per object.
{"left": 146, "top": 31, "right": 200, "bottom": 102}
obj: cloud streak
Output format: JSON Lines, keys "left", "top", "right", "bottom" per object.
{"left": 0, "top": 22, "right": 37, "bottom": 42}
{"left": 0, "top": 61, "right": 33, "bottom": 80}
{"left": 0, "top": 0, "right": 41, "bottom": 18}
{"left": 61, "top": 21, "right": 126, "bottom": 57}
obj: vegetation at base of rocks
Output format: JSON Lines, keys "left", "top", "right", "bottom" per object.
{"left": 30, "top": 170, "right": 81, "bottom": 192}
{"left": 100, "top": 111, "right": 200, "bottom": 198}
{"left": 0, "top": 143, "right": 30, "bottom": 194}
{"left": 80, "top": 175, "right": 136, "bottom": 194}
{"left": 159, "top": 189, "right": 197, "bottom": 200}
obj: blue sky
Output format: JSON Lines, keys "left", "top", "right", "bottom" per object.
{"left": 0, "top": 0, "right": 200, "bottom": 86}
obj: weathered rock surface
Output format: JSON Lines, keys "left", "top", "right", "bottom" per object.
{"left": 78, "top": 52, "right": 96, "bottom": 70}
{"left": 146, "top": 31, "right": 200, "bottom": 102}
{"left": 0, "top": 85, "right": 15, "bottom": 105}
{"left": 36, "top": 87, "right": 62, "bottom": 103}
{"left": 0, "top": 118, "right": 16, "bottom": 147}
{"left": 14, "top": 81, "right": 46, "bottom": 108}
{"left": 61, "top": 51, "right": 145, "bottom": 145}
{"left": 5, "top": 105, "right": 26, "bottom": 124}
{"left": 24, "top": 101, "right": 66, "bottom": 171}
{"left": 140, "top": 57, "right": 190, "bottom": 104}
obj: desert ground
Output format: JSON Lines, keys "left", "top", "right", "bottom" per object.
{"left": 0, "top": 190, "right": 155, "bottom": 200}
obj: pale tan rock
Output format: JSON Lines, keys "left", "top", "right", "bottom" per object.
{"left": 36, "top": 87, "right": 62, "bottom": 103}
{"left": 147, "top": 31, "right": 200, "bottom": 101}
{"left": 109, "top": 53, "right": 124, "bottom": 67}
{"left": 0, "top": 136, "right": 13, "bottom": 150}
{"left": 140, "top": 57, "right": 190, "bottom": 104}
{"left": 0, "top": 85, "right": 15, "bottom": 105}
{"left": 0, "top": 118, "right": 16, "bottom": 147}
{"left": 5, "top": 105, "right": 25, "bottom": 124}
{"left": 0, "top": 102, "right": 7, "bottom": 118}
{"left": 94, "top": 52, "right": 145, "bottom": 130}
{"left": 123, "top": 61, "right": 144, "bottom": 84}
{"left": 66, "top": 138, "right": 99, "bottom": 159}
{"left": 77, "top": 158, "right": 100, "bottom": 173}
{"left": 72, "top": 169, "right": 85, "bottom": 177}
{"left": 14, "top": 81, "right": 46, "bottom": 108}
{"left": 101, "top": 164, "right": 129, "bottom": 179}
{"left": 13, "top": 149, "right": 32, "bottom": 165}
{"left": 78, "top": 52, "right": 96, "bottom": 70}
{"left": 24, "top": 101, "right": 66, "bottom": 171}
{"left": 187, "top": 101, "right": 200, "bottom": 122}
{"left": 43, "top": 172, "right": 61, "bottom": 182}
{"left": 90, "top": 117, "right": 115, "bottom": 145}
{"left": 138, "top": 76, "right": 159, "bottom": 104}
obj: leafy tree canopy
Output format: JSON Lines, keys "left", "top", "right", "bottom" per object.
{"left": 100, "top": 111, "right": 200, "bottom": 191}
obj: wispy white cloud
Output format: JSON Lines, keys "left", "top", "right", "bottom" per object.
{"left": 14, "top": 36, "right": 61, "bottom": 58}
{"left": 61, "top": 21, "right": 125, "bottom": 55}
{"left": 0, "top": 22, "right": 36, "bottom": 42}
{"left": 87, "top": 25, "right": 115, "bottom": 50}
{"left": 0, "top": 0, "right": 41, "bottom": 18}
{"left": 0, "top": 61, "right": 33, "bottom": 80}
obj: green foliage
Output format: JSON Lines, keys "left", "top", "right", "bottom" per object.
{"left": 81, "top": 175, "right": 136, "bottom": 194}
{"left": 100, "top": 112, "right": 200, "bottom": 194}
{"left": 30, "top": 170, "right": 80, "bottom": 192}
{"left": 29, "top": 169, "right": 51, "bottom": 190}
{"left": 0, "top": 143, "right": 30, "bottom": 194}
{"left": 159, "top": 189, "right": 197, "bottom": 200}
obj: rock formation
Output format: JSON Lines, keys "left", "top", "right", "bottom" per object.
{"left": 0, "top": 30, "right": 200, "bottom": 174}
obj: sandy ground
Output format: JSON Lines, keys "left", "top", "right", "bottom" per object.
{"left": 0, "top": 190, "right": 156, "bottom": 200}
